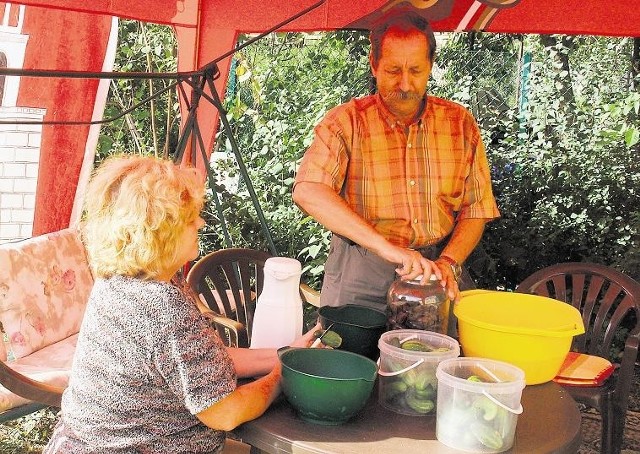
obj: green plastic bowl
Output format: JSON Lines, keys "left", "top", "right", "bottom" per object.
{"left": 280, "top": 348, "right": 378, "bottom": 425}
{"left": 318, "top": 305, "right": 387, "bottom": 360}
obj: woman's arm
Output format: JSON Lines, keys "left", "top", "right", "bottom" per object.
{"left": 197, "top": 324, "right": 320, "bottom": 431}
{"left": 226, "top": 323, "right": 321, "bottom": 378}
{"left": 226, "top": 347, "right": 278, "bottom": 378}
{"left": 196, "top": 362, "right": 282, "bottom": 431}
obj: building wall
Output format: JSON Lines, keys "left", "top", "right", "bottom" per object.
{"left": 0, "top": 106, "right": 44, "bottom": 243}
{"left": 0, "top": 3, "right": 40, "bottom": 244}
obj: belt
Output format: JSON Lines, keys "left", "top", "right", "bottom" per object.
{"left": 334, "top": 233, "right": 450, "bottom": 257}
{"left": 414, "top": 239, "right": 448, "bottom": 260}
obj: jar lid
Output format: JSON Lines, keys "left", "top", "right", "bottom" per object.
{"left": 411, "top": 274, "right": 438, "bottom": 283}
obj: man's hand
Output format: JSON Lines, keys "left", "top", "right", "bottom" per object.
{"left": 434, "top": 257, "right": 460, "bottom": 302}
{"left": 382, "top": 245, "right": 442, "bottom": 283}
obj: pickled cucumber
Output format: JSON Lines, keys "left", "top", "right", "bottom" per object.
{"left": 387, "top": 337, "right": 402, "bottom": 348}
{"left": 385, "top": 380, "right": 409, "bottom": 399}
{"left": 400, "top": 340, "right": 433, "bottom": 352}
{"left": 414, "top": 384, "right": 435, "bottom": 400}
{"left": 320, "top": 330, "right": 342, "bottom": 348}
{"left": 472, "top": 395, "right": 499, "bottom": 421}
{"left": 405, "top": 388, "right": 435, "bottom": 414}
{"left": 381, "top": 365, "right": 438, "bottom": 415}
{"left": 414, "top": 370, "right": 437, "bottom": 391}
{"left": 313, "top": 329, "right": 343, "bottom": 348}
{"left": 400, "top": 368, "right": 418, "bottom": 387}
{"left": 470, "top": 422, "right": 504, "bottom": 450}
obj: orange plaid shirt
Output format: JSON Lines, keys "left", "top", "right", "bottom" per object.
{"left": 295, "top": 94, "right": 500, "bottom": 248}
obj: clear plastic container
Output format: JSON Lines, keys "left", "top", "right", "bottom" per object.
{"left": 377, "top": 329, "right": 459, "bottom": 416}
{"left": 386, "top": 275, "right": 450, "bottom": 334}
{"left": 436, "top": 357, "right": 525, "bottom": 453}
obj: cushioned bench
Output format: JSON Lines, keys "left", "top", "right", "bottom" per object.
{"left": 0, "top": 228, "right": 94, "bottom": 421}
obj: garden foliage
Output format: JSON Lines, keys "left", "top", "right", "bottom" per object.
{"left": 207, "top": 31, "right": 639, "bottom": 290}
{"left": 96, "top": 23, "right": 639, "bottom": 290}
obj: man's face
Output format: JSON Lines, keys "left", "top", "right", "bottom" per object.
{"left": 370, "top": 29, "right": 432, "bottom": 121}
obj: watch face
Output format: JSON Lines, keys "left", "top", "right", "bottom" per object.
{"left": 451, "top": 264, "right": 462, "bottom": 281}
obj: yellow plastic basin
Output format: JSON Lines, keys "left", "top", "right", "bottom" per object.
{"left": 454, "top": 291, "right": 585, "bottom": 385}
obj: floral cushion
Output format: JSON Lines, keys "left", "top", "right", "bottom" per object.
{"left": 0, "top": 333, "right": 77, "bottom": 412}
{"left": 0, "top": 328, "right": 5, "bottom": 361}
{"left": 0, "top": 228, "right": 93, "bottom": 360}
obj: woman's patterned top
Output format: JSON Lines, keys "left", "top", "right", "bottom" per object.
{"left": 44, "top": 275, "right": 237, "bottom": 453}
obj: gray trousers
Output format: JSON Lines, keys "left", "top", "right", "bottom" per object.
{"left": 319, "top": 235, "right": 476, "bottom": 336}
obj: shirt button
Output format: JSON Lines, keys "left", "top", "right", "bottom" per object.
{"left": 409, "top": 180, "right": 416, "bottom": 186}
{"left": 413, "top": 219, "right": 418, "bottom": 224}
{"left": 407, "top": 143, "right": 412, "bottom": 149}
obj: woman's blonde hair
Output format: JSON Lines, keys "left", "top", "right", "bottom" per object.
{"left": 82, "top": 155, "right": 204, "bottom": 280}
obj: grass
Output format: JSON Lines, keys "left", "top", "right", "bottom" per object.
{"left": 0, "top": 407, "right": 59, "bottom": 454}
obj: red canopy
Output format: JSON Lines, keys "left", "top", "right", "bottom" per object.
{"left": 4, "top": 0, "right": 640, "bottom": 235}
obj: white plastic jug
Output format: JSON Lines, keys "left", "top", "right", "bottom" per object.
{"left": 250, "top": 257, "right": 303, "bottom": 349}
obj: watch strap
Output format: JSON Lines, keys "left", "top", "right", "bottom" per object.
{"left": 439, "top": 255, "right": 462, "bottom": 281}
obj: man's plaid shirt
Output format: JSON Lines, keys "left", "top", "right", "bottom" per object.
{"left": 295, "top": 93, "right": 500, "bottom": 248}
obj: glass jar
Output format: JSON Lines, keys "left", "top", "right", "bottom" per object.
{"left": 386, "top": 275, "right": 450, "bottom": 334}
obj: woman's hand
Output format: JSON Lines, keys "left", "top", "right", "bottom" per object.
{"left": 290, "top": 322, "right": 322, "bottom": 348}
{"left": 228, "top": 322, "right": 322, "bottom": 377}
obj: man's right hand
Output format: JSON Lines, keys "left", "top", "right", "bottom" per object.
{"left": 382, "top": 245, "right": 443, "bottom": 284}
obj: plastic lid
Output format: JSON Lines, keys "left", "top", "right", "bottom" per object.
{"left": 264, "top": 257, "right": 301, "bottom": 279}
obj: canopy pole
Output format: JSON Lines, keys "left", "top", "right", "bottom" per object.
{"left": 203, "top": 71, "right": 278, "bottom": 256}
{"left": 173, "top": 72, "right": 234, "bottom": 250}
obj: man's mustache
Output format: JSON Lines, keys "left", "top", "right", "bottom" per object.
{"left": 382, "top": 91, "right": 422, "bottom": 101}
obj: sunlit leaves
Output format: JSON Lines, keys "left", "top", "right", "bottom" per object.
{"left": 98, "top": 20, "right": 179, "bottom": 160}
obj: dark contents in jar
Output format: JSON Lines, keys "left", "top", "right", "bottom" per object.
{"left": 386, "top": 279, "right": 449, "bottom": 333}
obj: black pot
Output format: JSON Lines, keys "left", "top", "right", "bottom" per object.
{"left": 318, "top": 305, "right": 387, "bottom": 360}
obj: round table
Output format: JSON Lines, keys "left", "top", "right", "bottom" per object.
{"left": 233, "top": 381, "right": 582, "bottom": 453}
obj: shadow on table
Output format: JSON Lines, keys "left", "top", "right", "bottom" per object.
{"left": 235, "top": 382, "right": 581, "bottom": 454}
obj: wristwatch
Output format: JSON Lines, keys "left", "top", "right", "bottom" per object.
{"left": 439, "top": 255, "right": 462, "bottom": 282}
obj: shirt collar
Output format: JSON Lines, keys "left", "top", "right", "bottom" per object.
{"left": 374, "top": 93, "right": 428, "bottom": 129}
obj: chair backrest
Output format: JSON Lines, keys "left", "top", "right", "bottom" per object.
{"left": 516, "top": 262, "right": 640, "bottom": 416}
{"left": 187, "top": 248, "right": 272, "bottom": 347}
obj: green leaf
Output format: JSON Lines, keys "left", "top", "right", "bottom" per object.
{"left": 624, "top": 128, "right": 640, "bottom": 147}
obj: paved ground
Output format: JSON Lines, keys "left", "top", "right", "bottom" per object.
{"left": 577, "top": 367, "right": 640, "bottom": 454}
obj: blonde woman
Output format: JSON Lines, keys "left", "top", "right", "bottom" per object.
{"left": 44, "top": 155, "right": 316, "bottom": 454}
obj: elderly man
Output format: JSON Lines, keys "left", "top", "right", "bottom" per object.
{"left": 293, "top": 10, "right": 500, "bottom": 309}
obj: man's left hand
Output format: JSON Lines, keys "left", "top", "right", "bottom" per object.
{"left": 434, "top": 258, "right": 460, "bottom": 302}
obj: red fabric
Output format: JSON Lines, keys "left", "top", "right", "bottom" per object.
{"left": 12, "top": 0, "right": 199, "bottom": 27}
{"left": 16, "top": 6, "right": 112, "bottom": 235}
{"left": 174, "top": 23, "right": 237, "bottom": 172}
{"left": 7, "top": 0, "right": 640, "bottom": 234}
{"left": 439, "top": 0, "right": 639, "bottom": 37}
{"left": 15, "top": 0, "right": 640, "bottom": 36}
{"left": 553, "top": 352, "right": 615, "bottom": 387}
